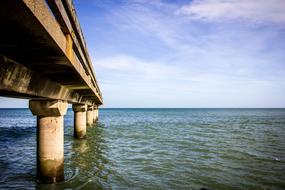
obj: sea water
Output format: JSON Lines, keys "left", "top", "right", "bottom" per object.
{"left": 0, "top": 108, "right": 285, "bottom": 189}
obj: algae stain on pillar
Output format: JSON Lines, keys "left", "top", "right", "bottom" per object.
{"left": 72, "top": 104, "right": 87, "bottom": 139}
{"left": 29, "top": 100, "right": 68, "bottom": 183}
{"left": 86, "top": 105, "right": 94, "bottom": 126}
{"left": 93, "top": 106, "right": 99, "bottom": 123}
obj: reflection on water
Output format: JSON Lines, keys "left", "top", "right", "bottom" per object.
{"left": 0, "top": 108, "right": 285, "bottom": 189}
{"left": 36, "top": 122, "right": 110, "bottom": 190}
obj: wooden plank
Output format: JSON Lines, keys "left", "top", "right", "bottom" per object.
{"left": 21, "top": 0, "right": 103, "bottom": 104}
{"left": 46, "top": 0, "right": 90, "bottom": 74}
{"left": 46, "top": 0, "right": 72, "bottom": 34}
{"left": 61, "top": 1, "right": 96, "bottom": 77}
{"left": 45, "top": 0, "right": 103, "bottom": 103}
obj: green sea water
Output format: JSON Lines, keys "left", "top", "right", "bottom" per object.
{"left": 0, "top": 108, "right": 285, "bottom": 189}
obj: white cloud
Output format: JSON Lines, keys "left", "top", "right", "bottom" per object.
{"left": 95, "top": 54, "right": 182, "bottom": 80}
{"left": 87, "top": 0, "right": 285, "bottom": 107}
{"left": 106, "top": 1, "right": 194, "bottom": 51}
{"left": 177, "top": 0, "right": 285, "bottom": 24}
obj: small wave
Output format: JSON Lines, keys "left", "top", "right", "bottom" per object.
{"left": 0, "top": 126, "right": 35, "bottom": 142}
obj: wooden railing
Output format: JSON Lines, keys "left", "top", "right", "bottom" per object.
{"left": 46, "top": 0, "right": 103, "bottom": 101}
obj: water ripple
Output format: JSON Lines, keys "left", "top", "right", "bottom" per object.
{"left": 0, "top": 108, "right": 285, "bottom": 189}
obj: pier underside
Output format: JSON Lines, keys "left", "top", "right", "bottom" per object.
{"left": 0, "top": 0, "right": 102, "bottom": 183}
{"left": 0, "top": 0, "right": 102, "bottom": 105}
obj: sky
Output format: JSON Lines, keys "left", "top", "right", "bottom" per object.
{"left": 1, "top": 0, "right": 285, "bottom": 108}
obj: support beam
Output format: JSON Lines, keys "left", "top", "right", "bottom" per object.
{"left": 86, "top": 105, "right": 94, "bottom": 126}
{"left": 29, "top": 100, "right": 68, "bottom": 183}
{"left": 0, "top": 55, "right": 96, "bottom": 105}
{"left": 72, "top": 104, "right": 87, "bottom": 139}
{"left": 0, "top": 0, "right": 103, "bottom": 104}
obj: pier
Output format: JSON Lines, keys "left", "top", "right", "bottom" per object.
{"left": 0, "top": 0, "right": 102, "bottom": 183}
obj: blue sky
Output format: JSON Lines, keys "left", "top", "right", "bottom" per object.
{"left": 1, "top": 0, "right": 285, "bottom": 108}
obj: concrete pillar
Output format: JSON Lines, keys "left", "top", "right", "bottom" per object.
{"left": 86, "top": 105, "right": 93, "bottom": 126}
{"left": 72, "top": 104, "right": 87, "bottom": 139}
{"left": 93, "top": 106, "right": 98, "bottom": 123}
{"left": 29, "top": 100, "right": 68, "bottom": 183}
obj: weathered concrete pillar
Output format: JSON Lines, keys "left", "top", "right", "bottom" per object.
{"left": 86, "top": 105, "right": 93, "bottom": 126}
{"left": 93, "top": 106, "right": 98, "bottom": 123}
{"left": 29, "top": 100, "right": 68, "bottom": 183}
{"left": 72, "top": 104, "right": 87, "bottom": 139}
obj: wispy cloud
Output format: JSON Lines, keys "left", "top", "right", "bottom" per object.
{"left": 95, "top": 54, "right": 182, "bottom": 81}
{"left": 1, "top": 0, "right": 284, "bottom": 107}
{"left": 83, "top": 0, "right": 285, "bottom": 107}
{"left": 101, "top": 0, "right": 285, "bottom": 56}
{"left": 176, "top": 0, "right": 285, "bottom": 24}
{"left": 107, "top": 1, "right": 188, "bottom": 50}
